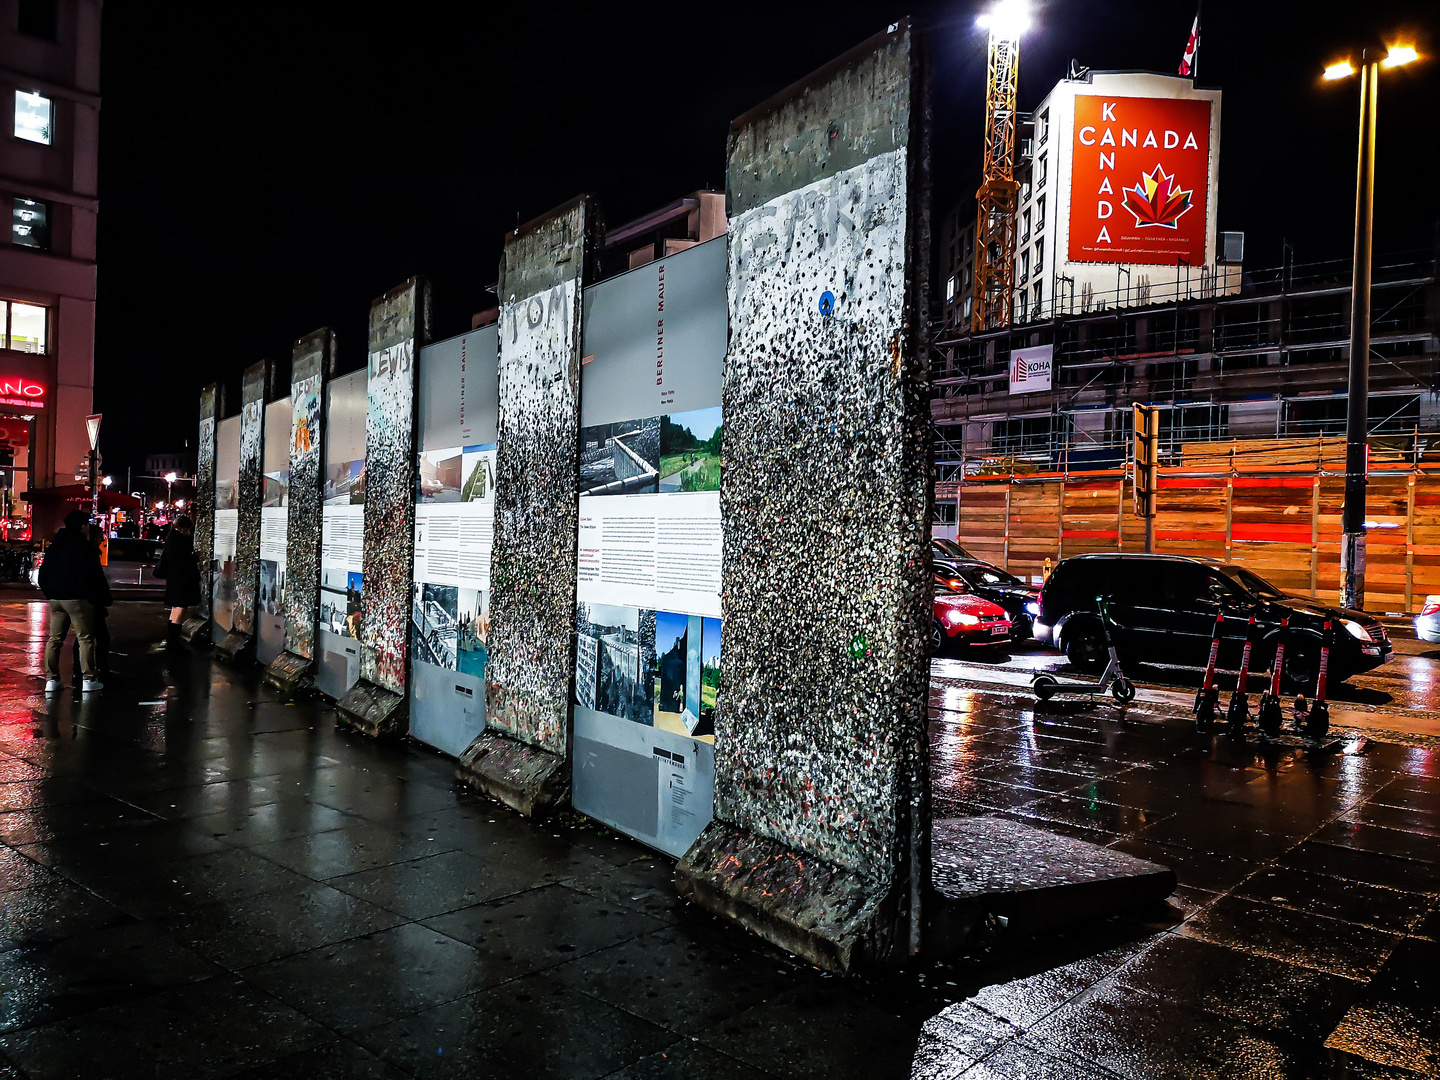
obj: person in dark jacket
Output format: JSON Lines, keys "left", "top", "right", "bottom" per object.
{"left": 38, "top": 509, "right": 108, "bottom": 693}
{"left": 71, "top": 524, "right": 112, "bottom": 680}
{"left": 157, "top": 514, "right": 201, "bottom": 648}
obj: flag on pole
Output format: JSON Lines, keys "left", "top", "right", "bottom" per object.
{"left": 1178, "top": 12, "right": 1200, "bottom": 76}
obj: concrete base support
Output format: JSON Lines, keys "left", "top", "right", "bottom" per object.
{"left": 334, "top": 678, "right": 407, "bottom": 739}
{"left": 455, "top": 731, "right": 568, "bottom": 818}
{"left": 179, "top": 616, "right": 210, "bottom": 649}
{"left": 212, "top": 630, "right": 255, "bottom": 666}
{"left": 262, "top": 651, "right": 314, "bottom": 694}
{"left": 674, "top": 822, "right": 902, "bottom": 974}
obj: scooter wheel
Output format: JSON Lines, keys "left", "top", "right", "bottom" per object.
{"left": 1195, "top": 702, "right": 1215, "bottom": 734}
{"left": 1111, "top": 678, "right": 1135, "bottom": 705}
{"left": 1033, "top": 675, "right": 1058, "bottom": 701}
{"left": 1304, "top": 703, "right": 1330, "bottom": 741}
{"left": 1257, "top": 698, "right": 1283, "bottom": 737}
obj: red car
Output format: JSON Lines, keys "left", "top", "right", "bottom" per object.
{"left": 932, "top": 577, "right": 1012, "bottom": 655}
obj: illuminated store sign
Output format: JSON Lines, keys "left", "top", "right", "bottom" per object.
{"left": 0, "top": 377, "right": 45, "bottom": 409}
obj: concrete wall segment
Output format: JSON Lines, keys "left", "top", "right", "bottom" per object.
{"left": 281, "top": 330, "right": 333, "bottom": 661}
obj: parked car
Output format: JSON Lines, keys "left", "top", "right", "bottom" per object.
{"left": 935, "top": 558, "right": 1041, "bottom": 639}
{"left": 932, "top": 576, "right": 1012, "bottom": 656}
{"left": 1033, "top": 553, "right": 1392, "bottom": 689}
{"left": 932, "top": 537, "right": 978, "bottom": 562}
{"left": 1416, "top": 596, "right": 1440, "bottom": 644}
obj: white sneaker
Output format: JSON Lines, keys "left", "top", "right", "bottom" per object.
{"left": 44, "top": 678, "right": 60, "bottom": 693}
{"left": 81, "top": 678, "right": 103, "bottom": 693}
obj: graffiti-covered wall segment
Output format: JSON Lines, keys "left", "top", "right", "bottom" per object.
{"left": 459, "top": 196, "right": 593, "bottom": 815}
{"left": 675, "top": 22, "right": 932, "bottom": 972}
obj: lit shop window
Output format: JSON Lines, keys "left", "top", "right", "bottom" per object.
{"left": 14, "top": 91, "right": 52, "bottom": 145}
{"left": 12, "top": 199, "right": 47, "bottom": 250}
{"left": 5, "top": 302, "right": 47, "bottom": 353}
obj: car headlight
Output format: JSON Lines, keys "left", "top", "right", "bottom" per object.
{"left": 1342, "top": 619, "right": 1371, "bottom": 641}
{"left": 956, "top": 612, "right": 980, "bottom": 627}
{"left": 1025, "top": 601, "right": 1041, "bottom": 616}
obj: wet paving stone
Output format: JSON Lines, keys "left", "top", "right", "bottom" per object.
{"left": 960, "top": 1039, "right": 1126, "bottom": 1079}
{"left": 0, "top": 920, "right": 221, "bottom": 1033}
{"left": 0, "top": 975, "right": 327, "bottom": 1080}
{"left": 159, "top": 880, "right": 405, "bottom": 970}
{"left": 224, "top": 1034, "right": 414, "bottom": 1079}
{"left": 1346, "top": 801, "right": 1440, "bottom": 839}
{"left": 1281, "top": 840, "right": 1440, "bottom": 894}
{"left": 325, "top": 848, "right": 555, "bottom": 920}
{"left": 354, "top": 971, "right": 673, "bottom": 1079}
{"left": 1178, "top": 894, "right": 1401, "bottom": 980}
{"left": 1233, "top": 866, "right": 1434, "bottom": 934}
{"left": 186, "top": 796, "right": 358, "bottom": 846}
{"left": 545, "top": 923, "right": 802, "bottom": 1037}
{"left": 1314, "top": 819, "right": 1440, "bottom": 863}
{"left": 605, "top": 1038, "right": 784, "bottom": 1080}
{"left": 1325, "top": 937, "right": 1440, "bottom": 1077}
{"left": 422, "top": 882, "right": 664, "bottom": 975}
{"left": 694, "top": 982, "right": 922, "bottom": 1080}
{"left": 0, "top": 876, "right": 132, "bottom": 951}
{"left": 241, "top": 922, "right": 521, "bottom": 1034}
{"left": 0, "top": 846, "right": 52, "bottom": 893}
{"left": 0, "top": 796, "right": 163, "bottom": 846}
{"left": 246, "top": 818, "right": 461, "bottom": 880}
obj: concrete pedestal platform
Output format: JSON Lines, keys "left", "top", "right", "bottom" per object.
{"left": 178, "top": 615, "right": 210, "bottom": 649}
{"left": 455, "top": 731, "right": 568, "bottom": 818}
{"left": 927, "top": 817, "right": 1176, "bottom": 956}
{"left": 212, "top": 630, "right": 254, "bottom": 665}
{"left": 334, "top": 678, "right": 407, "bottom": 739}
{"left": 262, "top": 650, "right": 314, "bottom": 694}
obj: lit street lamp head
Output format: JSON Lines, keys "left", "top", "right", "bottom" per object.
{"left": 976, "top": 0, "right": 1030, "bottom": 40}
{"left": 1323, "top": 43, "right": 1419, "bottom": 79}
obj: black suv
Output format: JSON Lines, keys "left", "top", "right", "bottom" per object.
{"left": 1033, "top": 554, "right": 1392, "bottom": 690}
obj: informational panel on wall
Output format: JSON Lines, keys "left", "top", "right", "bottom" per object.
{"left": 317, "top": 370, "right": 366, "bottom": 699}
{"left": 571, "top": 237, "right": 725, "bottom": 858}
{"left": 257, "top": 396, "right": 291, "bottom": 665}
{"left": 409, "top": 326, "right": 499, "bottom": 756}
{"left": 211, "top": 415, "right": 241, "bottom": 637}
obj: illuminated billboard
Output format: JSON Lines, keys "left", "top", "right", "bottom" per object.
{"left": 1068, "top": 95, "right": 1211, "bottom": 265}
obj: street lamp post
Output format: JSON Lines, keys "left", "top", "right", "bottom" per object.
{"left": 164, "top": 471, "right": 177, "bottom": 510}
{"left": 1326, "top": 44, "right": 1419, "bottom": 610}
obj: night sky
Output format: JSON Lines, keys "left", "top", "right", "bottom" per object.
{"left": 94, "top": 1, "right": 1438, "bottom": 484}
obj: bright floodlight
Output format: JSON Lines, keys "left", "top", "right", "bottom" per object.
{"left": 164, "top": 471, "right": 178, "bottom": 483}
{"left": 1382, "top": 44, "right": 1418, "bottom": 68}
{"left": 1324, "top": 60, "right": 1357, "bottom": 80}
{"left": 977, "top": 0, "right": 1029, "bottom": 39}
{"left": 102, "top": 476, "right": 112, "bottom": 487}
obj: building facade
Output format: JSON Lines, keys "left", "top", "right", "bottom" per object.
{"left": 0, "top": 0, "right": 99, "bottom": 537}
{"left": 942, "top": 70, "right": 1237, "bottom": 331}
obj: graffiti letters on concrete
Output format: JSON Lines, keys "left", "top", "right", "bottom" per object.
{"left": 715, "top": 30, "right": 930, "bottom": 883}
{"left": 486, "top": 203, "right": 589, "bottom": 755}
{"left": 282, "top": 332, "right": 329, "bottom": 660}
{"left": 360, "top": 281, "right": 426, "bottom": 694}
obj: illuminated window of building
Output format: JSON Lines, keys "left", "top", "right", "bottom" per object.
{"left": 1021, "top": 208, "right": 1031, "bottom": 242}
{"left": 1037, "top": 154, "right": 1048, "bottom": 188}
{"left": 963, "top": 296, "right": 973, "bottom": 321}
{"left": 11, "top": 198, "right": 47, "bottom": 250}
{"left": 14, "top": 91, "right": 52, "bottom": 145}
{"left": 1038, "top": 109, "right": 1049, "bottom": 145}
{"left": 946, "top": 275, "right": 957, "bottom": 302}
{"left": 1034, "top": 237, "right": 1045, "bottom": 271}
{"left": 1036, "top": 195, "right": 1046, "bottom": 231}
{"left": 1020, "top": 249, "right": 1030, "bottom": 281}
{"left": 7, "top": 302, "right": 47, "bottom": 353}
{"left": 1032, "top": 279, "right": 1043, "bottom": 314}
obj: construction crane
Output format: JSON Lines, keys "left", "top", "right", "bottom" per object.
{"left": 972, "top": 0, "right": 1029, "bottom": 333}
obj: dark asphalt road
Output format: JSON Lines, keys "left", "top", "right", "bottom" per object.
{"left": 0, "top": 600, "right": 1435, "bottom": 1078}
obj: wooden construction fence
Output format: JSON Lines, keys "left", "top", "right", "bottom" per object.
{"left": 953, "top": 438, "right": 1440, "bottom": 614}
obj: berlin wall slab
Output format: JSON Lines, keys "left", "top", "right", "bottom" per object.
{"left": 184, "top": 383, "right": 223, "bottom": 650}
{"left": 218, "top": 361, "right": 271, "bottom": 665}
{"left": 335, "top": 280, "right": 429, "bottom": 739}
{"left": 456, "top": 196, "right": 595, "bottom": 814}
{"left": 673, "top": 22, "right": 933, "bottom": 971}
{"left": 264, "top": 329, "right": 334, "bottom": 693}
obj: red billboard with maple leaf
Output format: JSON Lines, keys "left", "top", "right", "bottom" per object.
{"left": 1068, "top": 95, "right": 1212, "bottom": 265}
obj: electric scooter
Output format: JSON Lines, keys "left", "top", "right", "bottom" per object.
{"left": 1032, "top": 596, "right": 1136, "bottom": 705}
{"left": 1224, "top": 613, "right": 1259, "bottom": 738}
{"left": 1194, "top": 611, "right": 1224, "bottom": 733}
{"left": 1300, "top": 620, "right": 1332, "bottom": 740}
{"left": 1256, "top": 616, "right": 1288, "bottom": 737}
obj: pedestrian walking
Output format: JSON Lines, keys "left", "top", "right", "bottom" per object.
{"left": 155, "top": 513, "right": 201, "bottom": 648}
{"left": 70, "top": 523, "right": 112, "bottom": 681}
{"left": 37, "top": 509, "right": 108, "bottom": 693}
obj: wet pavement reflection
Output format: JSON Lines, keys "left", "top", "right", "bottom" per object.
{"left": 0, "top": 598, "right": 1435, "bottom": 1078}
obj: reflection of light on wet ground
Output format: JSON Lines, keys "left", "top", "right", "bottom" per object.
{"left": 25, "top": 601, "right": 47, "bottom": 670}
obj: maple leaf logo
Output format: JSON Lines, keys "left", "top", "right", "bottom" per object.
{"left": 1121, "top": 165, "right": 1194, "bottom": 229}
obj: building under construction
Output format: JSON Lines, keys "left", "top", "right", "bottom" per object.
{"left": 930, "top": 246, "right": 1440, "bottom": 613}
